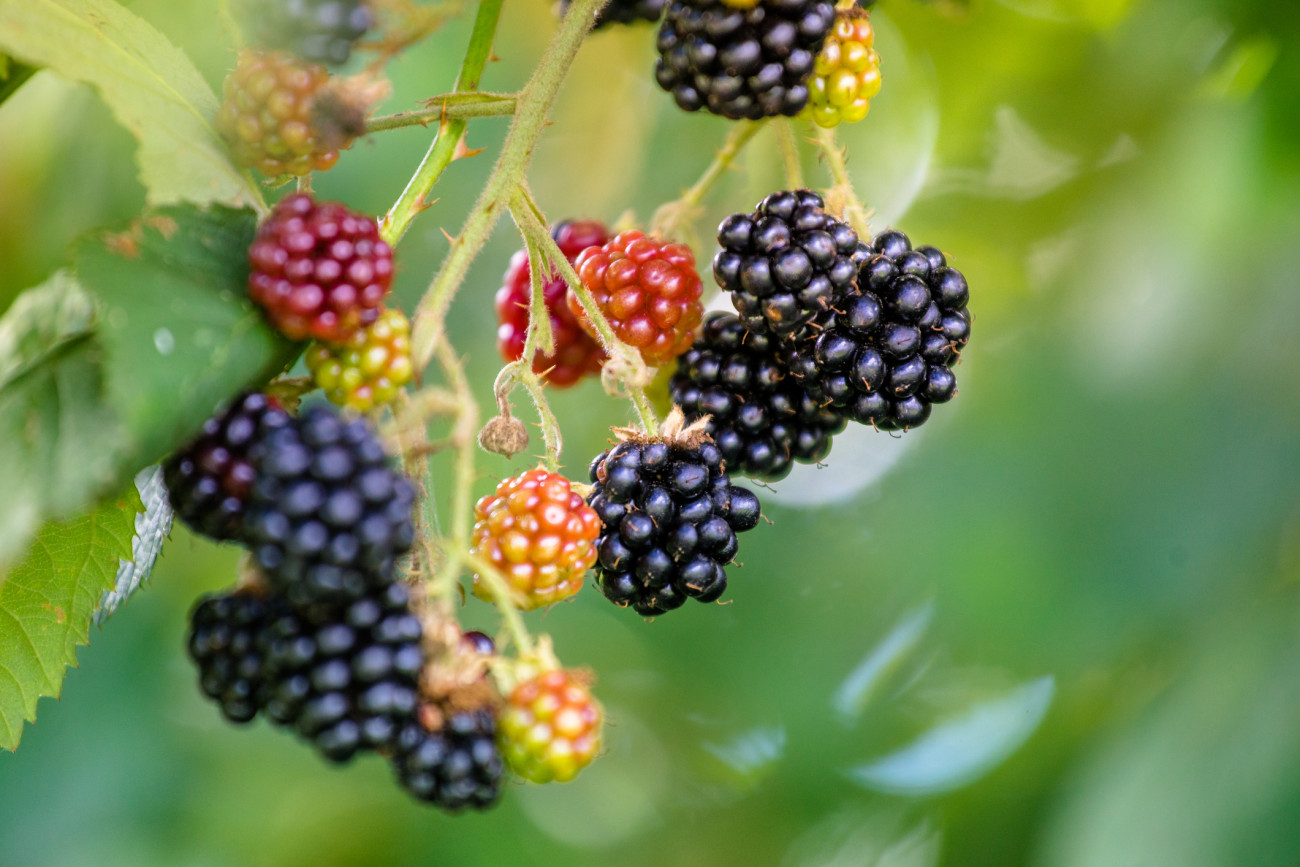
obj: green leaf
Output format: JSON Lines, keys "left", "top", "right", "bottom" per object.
{"left": 0, "top": 0, "right": 263, "bottom": 210}
{"left": 0, "top": 205, "right": 300, "bottom": 571}
{"left": 0, "top": 486, "right": 142, "bottom": 750}
{"left": 74, "top": 205, "right": 303, "bottom": 465}
{"left": 0, "top": 54, "right": 37, "bottom": 105}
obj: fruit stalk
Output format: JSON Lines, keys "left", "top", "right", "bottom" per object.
{"left": 814, "top": 124, "right": 871, "bottom": 239}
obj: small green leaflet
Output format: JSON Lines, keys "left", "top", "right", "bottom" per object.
{"left": 0, "top": 486, "right": 142, "bottom": 751}
{"left": 0, "top": 0, "right": 263, "bottom": 210}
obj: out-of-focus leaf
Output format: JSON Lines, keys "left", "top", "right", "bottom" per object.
{"left": 94, "top": 465, "right": 172, "bottom": 625}
{"left": 834, "top": 602, "right": 934, "bottom": 724}
{"left": 846, "top": 676, "right": 1055, "bottom": 796}
{"left": 0, "top": 54, "right": 37, "bottom": 105}
{"left": 0, "top": 0, "right": 262, "bottom": 209}
{"left": 0, "top": 486, "right": 141, "bottom": 750}
{"left": 74, "top": 205, "right": 303, "bottom": 465}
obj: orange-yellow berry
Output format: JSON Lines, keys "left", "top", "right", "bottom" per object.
{"left": 470, "top": 468, "right": 601, "bottom": 610}
{"left": 305, "top": 308, "right": 413, "bottom": 412}
{"left": 499, "top": 669, "right": 603, "bottom": 783}
{"left": 803, "top": 11, "right": 881, "bottom": 129}
{"left": 216, "top": 50, "right": 349, "bottom": 178}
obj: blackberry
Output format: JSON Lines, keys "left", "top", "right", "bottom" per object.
{"left": 713, "top": 189, "right": 867, "bottom": 340}
{"left": 257, "top": 581, "right": 425, "bottom": 763}
{"left": 244, "top": 405, "right": 416, "bottom": 615}
{"left": 586, "top": 414, "right": 762, "bottom": 616}
{"left": 248, "top": 193, "right": 393, "bottom": 344}
{"left": 786, "top": 230, "right": 972, "bottom": 431}
{"left": 239, "top": 0, "right": 373, "bottom": 67}
{"left": 392, "top": 707, "right": 504, "bottom": 810}
{"left": 561, "top": 0, "right": 667, "bottom": 28}
{"left": 670, "top": 312, "right": 845, "bottom": 480}
{"left": 654, "top": 0, "right": 836, "bottom": 120}
{"left": 187, "top": 589, "right": 275, "bottom": 724}
{"left": 165, "top": 393, "right": 290, "bottom": 541}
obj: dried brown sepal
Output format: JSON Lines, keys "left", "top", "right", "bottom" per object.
{"left": 610, "top": 405, "right": 713, "bottom": 450}
{"left": 313, "top": 75, "right": 391, "bottom": 152}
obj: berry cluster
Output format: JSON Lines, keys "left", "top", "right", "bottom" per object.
{"left": 499, "top": 668, "right": 603, "bottom": 783}
{"left": 569, "top": 230, "right": 705, "bottom": 366}
{"left": 803, "top": 9, "right": 881, "bottom": 129}
{"left": 170, "top": 399, "right": 504, "bottom": 810}
{"left": 496, "top": 219, "right": 609, "bottom": 388}
{"left": 586, "top": 415, "right": 762, "bottom": 616}
{"left": 306, "top": 308, "right": 414, "bottom": 412}
{"left": 470, "top": 468, "right": 602, "bottom": 611}
{"left": 654, "top": 0, "right": 837, "bottom": 120}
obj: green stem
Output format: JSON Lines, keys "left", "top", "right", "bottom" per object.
{"left": 814, "top": 124, "right": 871, "bottom": 240}
{"left": 776, "top": 118, "right": 805, "bottom": 189}
{"left": 409, "top": 0, "right": 604, "bottom": 372}
{"left": 681, "top": 119, "right": 767, "bottom": 209}
{"left": 434, "top": 340, "right": 478, "bottom": 552}
{"left": 461, "top": 549, "right": 535, "bottom": 655}
{"left": 380, "top": 0, "right": 506, "bottom": 247}
{"left": 367, "top": 93, "right": 517, "bottom": 133}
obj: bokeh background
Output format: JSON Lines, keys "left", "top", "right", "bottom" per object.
{"left": 2, "top": 0, "right": 1299, "bottom": 864}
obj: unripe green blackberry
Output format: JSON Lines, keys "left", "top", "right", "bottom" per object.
{"left": 306, "top": 308, "right": 413, "bottom": 412}
{"left": 499, "top": 668, "right": 603, "bottom": 783}
{"left": 803, "top": 8, "right": 881, "bottom": 129}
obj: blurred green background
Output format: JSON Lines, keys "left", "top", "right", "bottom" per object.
{"left": 2, "top": 0, "right": 1299, "bottom": 864}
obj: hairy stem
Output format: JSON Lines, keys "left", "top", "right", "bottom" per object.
{"left": 367, "top": 93, "right": 517, "bottom": 133}
{"left": 776, "top": 118, "right": 805, "bottom": 189}
{"left": 461, "top": 549, "right": 535, "bottom": 655}
{"left": 408, "top": 0, "right": 604, "bottom": 372}
{"left": 380, "top": 0, "right": 505, "bottom": 247}
{"left": 814, "top": 125, "right": 871, "bottom": 239}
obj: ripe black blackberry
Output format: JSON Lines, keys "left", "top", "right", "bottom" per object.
{"left": 239, "top": 0, "right": 373, "bottom": 67}
{"left": 670, "top": 312, "right": 845, "bottom": 480}
{"left": 586, "top": 415, "right": 763, "bottom": 616}
{"left": 392, "top": 707, "right": 504, "bottom": 810}
{"left": 257, "top": 581, "right": 425, "bottom": 763}
{"left": 713, "top": 189, "right": 868, "bottom": 340}
{"left": 654, "top": 0, "right": 836, "bottom": 120}
{"left": 244, "top": 405, "right": 416, "bottom": 616}
{"left": 786, "top": 229, "right": 972, "bottom": 430}
{"left": 164, "top": 393, "right": 290, "bottom": 542}
{"left": 561, "top": 0, "right": 667, "bottom": 28}
{"left": 187, "top": 589, "right": 276, "bottom": 724}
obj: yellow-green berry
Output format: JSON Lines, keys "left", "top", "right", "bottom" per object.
{"left": 499, "top": 668, "right": 603, "bottom": 783}
{"left": 306, "top": 308, "right": 413, "bottom": 412}
{"left": 803, "top": 10, "right": 881, "bottom": 129}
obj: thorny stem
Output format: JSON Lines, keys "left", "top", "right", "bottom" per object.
{"left": 367, "top": 93, "right": 518, "bottom": 133}
{"left": 814, "top": 125, "right": 871, "bottom": 240}
{"left": 380, "top": 0, "right": 505, "bottom": 247}
{"left": 510, "top": 188, "right": 659, "bottom": 432}
{"left": 776, "top": 118, "right": 805, "bottom": 189}
{"left": 408, "top": 0, "right": 605, "bottom": 373}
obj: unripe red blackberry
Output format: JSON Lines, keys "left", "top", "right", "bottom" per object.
{"left": 654, "top": 0, "right": 836, "bottom": 120}
{"left": 257, "top": 581, "right": 425, "bottom": 762}
{"left": 470, "top": 468, "right": 602, "bottom": 611}
{"left": 670, "top": 312, "right": 845, "bottom": 480}
{"left": 244, "top": 405, "right": 416, "bottom": 616}
{"left": 567, "top": 231, "right": 705, "bottom": 366}
{"left": 216, "top": 50, "right": 353, "bottom": 178}
{"left": 305, "top": 308, "right": 413, "bottom": 412}
{"left": 248, "top": 193, "right": 392, "bottom": 343}
{"left": 392, "top": 706, "right": 504, "bottom": 810}
{"left": 165, "top": 393, "right": 291, "bottom": 541}
{"left": 803, "top": 8, "right": 881, "bottom": 129}
{"left": 586, "top": 413, "right": 762, "bottom": 616}
{"left": 496, "top": 220, "right": 609, "bottom": 388}
{"left": 187, "top": 589, "right": 275, "bottom": 723}
{"left": 561, "top": 0, "right": 667, "bottom": 27}
{"left": 713, "top": 189, "right": 868, "bottom": 340}
{"left": 786, "top": 230, "right": 971, "bottom": 431}
{"left": 238, "top": 0, "right": 374, "bottom": 67}
{"left": 499, "top": 668, "right": 603, "bottom": 783}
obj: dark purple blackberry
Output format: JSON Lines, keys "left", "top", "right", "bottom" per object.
{"left": 713, "top": 189, "right": 868, "bottom": 340}
{"left": 786, "top": 230, "right": 972, "bottom": 431}
{"left": 562, "top": 0, "right": 667, "bottom": 28}
{"left": 164, "top": 393, "right": 290, "bottom": 541}
{"left": 586, "top": 433, "right": 762, "bottom": 616}
{"left": 392, "top": 708, "right": 504, "bottom": 810}
{"left": 244, "top": 405, "right": 416, "bottom": 616}
{"left": 187, "top": 590, "right": 275, "bottom": 724}
{"left": 654, "top": 0, "right": 835, "bottom": 120}
{"left": 239, "top": 0, "right": 373, "bottom": 66}
{"left": 670, "top": 312, "right": 845, "bottom": 480}
{"left": 256, "top": 581, "right": 425, "bottom": 763}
